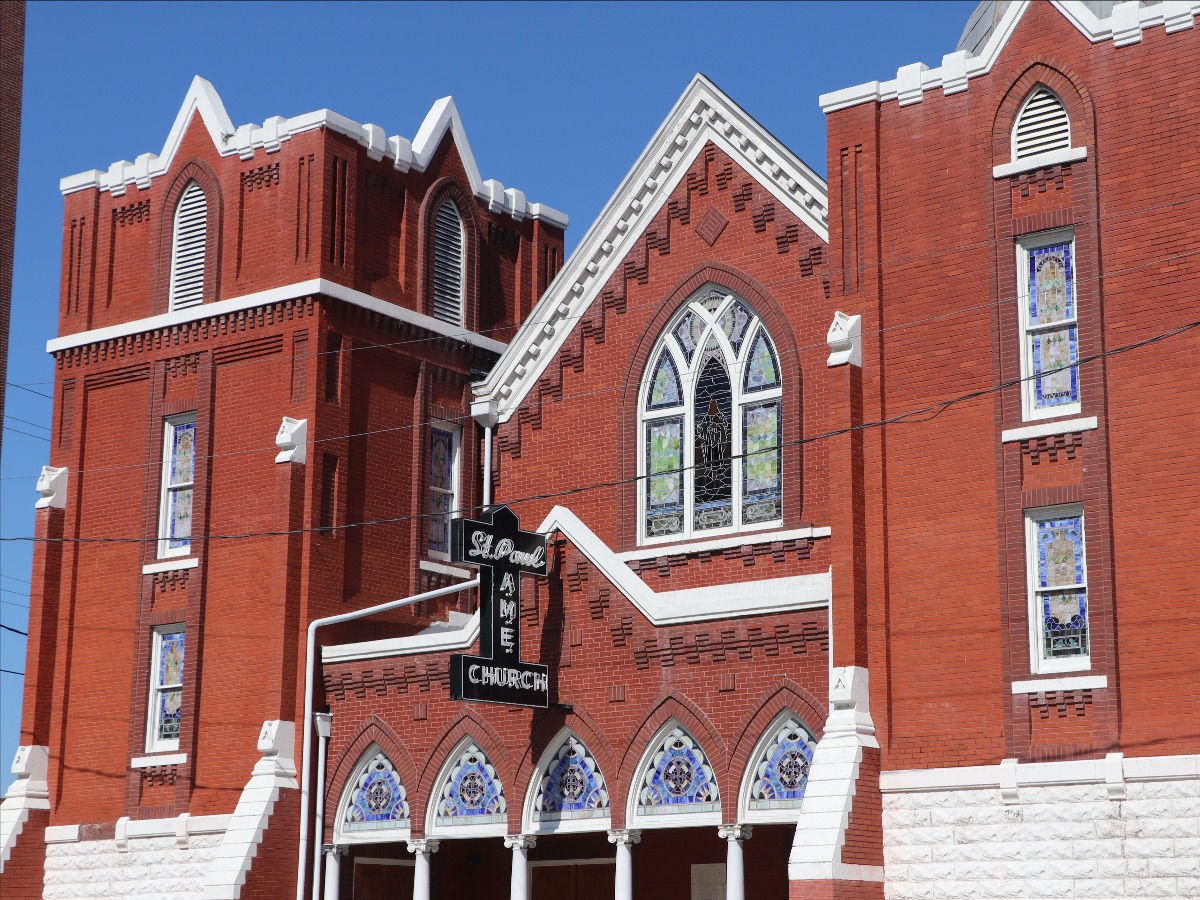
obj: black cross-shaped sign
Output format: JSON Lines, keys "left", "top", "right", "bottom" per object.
{"left": 448, "top": 506, "right": 550, "bottom": 708}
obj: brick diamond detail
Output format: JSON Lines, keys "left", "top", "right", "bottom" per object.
{"left": 696, "top": 206, "right": 728, "bottom": 246}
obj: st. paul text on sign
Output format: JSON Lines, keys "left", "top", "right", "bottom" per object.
{"left": 449, "top": 506, "right": 550, "bottom": 708}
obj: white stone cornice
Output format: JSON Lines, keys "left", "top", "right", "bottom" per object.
{"left": 60, "top": 77, "right": 566, "bottom": 228}
{"left": 473, "top": 74, "right": 828, "bottom": 426}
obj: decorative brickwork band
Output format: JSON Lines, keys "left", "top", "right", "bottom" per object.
{"left": 1021, "top": 430, "right": 1083, "bottom": 464}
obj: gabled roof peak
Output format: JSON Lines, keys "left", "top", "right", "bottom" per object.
{"left": 59, "top": 77, "right": 567, "bottom": 228}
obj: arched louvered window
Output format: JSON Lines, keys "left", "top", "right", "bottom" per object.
{"left": 431, "top": 199, "right": 465, "bottom": 325}
{"left": 1012, "top": 87, "right": 1071, "bottom": 161}
{"left": 168, "top": 180, "right": 208, "bottom": 311}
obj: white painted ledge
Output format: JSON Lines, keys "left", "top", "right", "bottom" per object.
{"left": 142, "top": 558, "right": 199, "bottom": 575}
{"left": 130, "top": 753, "right": 187, "bottom": 769}
{"left": 43, "top": 814, "right": 229, "bottom": 844}
{"left": 992, "top": 145, "right": 1088, "bottom": 179}
{"left": 618, "top": 526, "right": 831, "bottom": 562}
{"left": 1001, "top": 416, "right": 1097, "bottom": 443}
{"left": 46, "top": 278, "right": 507, "bottom": 356}
{"left": 420, "top": 559, "right": 472, "bottom": 579}
{"left": 1011, "top": 674, "right": 1107, "bottom": 694}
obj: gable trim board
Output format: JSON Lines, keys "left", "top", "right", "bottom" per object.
{"left": 471, "top": 74, "right": 829, "bottom": 428}
{"left": 819, "top": 0, "right": 1200, "bottom": 113}
{"left": 59, "top": 76, "right": 567, "bottom": 228}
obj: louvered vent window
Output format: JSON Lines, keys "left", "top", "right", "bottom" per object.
{"left": 1013, "top": 88, "right": 1071, "bottom": 161}
{"left": 432, "top": 199, "right": 465, "bottom": 324}
{"left": 169, "top": 181, "right": 207, "bottom": 311}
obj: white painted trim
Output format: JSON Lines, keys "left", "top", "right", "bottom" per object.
{"left": 59, "top": 78, "right": 567, "bottom": 227}
{"left": 818, "top": 2, "right": 1200, "bottom": 113}
{"left": 131, "top": 753, "right": 187, "bottom": 768}
{"left": 1011, "top": 674, "right": 1107, "bottom": 694}
{"left": 142, "top": 558, "right": 199, "bottom": 575}
{"left": 993, "top": 146, "right": 1088, "bottom": 179}
{"left": 472, "top": 74, "right": 828, "bottom": 426}
{"left": 419, "top": 559, "right": 471, "bottom": 579}
{"left": 41, "top": 815, "right": 228, "bottom": 844}
{"left": 322, "top": 610, "right": 481, "bottom": 663}
{"left": 1, "top": 746, "right": 50, "bottom": 871}
{"left": 788, "top": 862, "right": 885, "bottom": 883}
{"left": 44, "top": 825, "right": 81, "bottom": 843}
{"left": 1001, "top": 416, "right": 1097, "bottom": 443}
{"left": 47, "top": 278, "right": 507, "bottom": 356}
{"left": 616, "top": 526, "right": 830, "bottom": 562}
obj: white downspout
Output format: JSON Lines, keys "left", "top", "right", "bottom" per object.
{"left": 295, "top": 578, "right": 480, "bottom": 900}
{"left": 311, "top": 712, "right": 332, "bottom": 900}
{"left": 483, "top": 424, "right": 493, "bottom": 507}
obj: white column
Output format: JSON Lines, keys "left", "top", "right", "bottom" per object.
{"left": 505, "top": 834, "right": 537, "bottom": 900}
{"left": 718, "top": 825, "right": 752, "bottom": 900}
{"left": 322, "top": 845, "right": 346, "bottom": 900}
{"left": 407, "top": 839, "right": 440, "bottom": 900}
{"left": 607, "top": 829, "right": 641, "bottom": 900}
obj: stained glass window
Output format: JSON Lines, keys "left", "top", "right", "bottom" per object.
{"left": 1021, "top": 237, "right": 1080, "bottom": 415}
{"left": 159, "top": 417, "right": 195, "bottom": 557}
{"left": 428, "top": 425, "right": 459, "bottom": 555}
{"left": 344, "top": 750, "right": 410, "bottom": 832}
{"left": 147, "top": 627, "right": 184, "bottom": 751}
{"left": 640, "top": 287, "right": 784, "bottom": 541}
{"left": 534, "top": 735, "right": 610, "bottom": 822}
{"left": 1032, "top": 512, "right": 1088, "bottom": 663}
{"left": 435, "top": 742, "right": 507, "bottom": 827}
{"left": 636, "top": 724, "right": 719, "bottom": 817}
{"left": 748, "top": 716, "right": 817, "bottom": 811}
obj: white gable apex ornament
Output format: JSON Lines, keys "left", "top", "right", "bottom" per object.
{"left": 59, "top": 77, "right": 566, "bottom": 228}
{"left": 472, "top": 73, "right": 828, "bottom": 428}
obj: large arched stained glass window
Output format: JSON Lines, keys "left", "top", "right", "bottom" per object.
{"left": 635, "top": 723, "right": 720, "bottom": 818}
{"left": 341, "top": 748, "right": 410, "bottom": 834}
{"left": 640, "top": 287, "right": 782, "bottom": 542}
{"left": 746, "top": 715, "right": 817, "bottom": 812}
{"left": 533, "top": 734, "right": 610, "bottom": 824}
{"left": 433, "top": 742, "right": 507, "bottom": 827}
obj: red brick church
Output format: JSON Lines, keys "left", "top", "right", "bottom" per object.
{"left": 4, "top": 2, "right": 1200, "bottom": 899}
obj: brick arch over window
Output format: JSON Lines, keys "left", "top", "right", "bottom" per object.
{"left": 418, "top": 177, "right": 480, "bottom": 331}
{"left": 617, "top": 263, "right": 803, "bottom": 549}
{"left": 324, "top": 715, "right": 418, "bottom": 842}
{"left": 725, "top": 678, "right": 827, "bottom": 785}
{"left": 991, "top": 60, "right": 1096, "bottom": 164}
{"left": 512, "top": 705, "right": 619, "bottom": 817}
{"left": 153, "top": 159, "right": 224, "bottom": 313}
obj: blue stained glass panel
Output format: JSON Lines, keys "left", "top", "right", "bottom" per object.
{"left": 345, "top": 752, "right": 409, "bottom": 831}
{"left": 168, "top": 487, "right": 192, "bottom": 549}
{"left": 1028, "top": 243, "right": 1074, "bottom": 326}
{"left": 1031, "top": 326, "right": 1078, "bottom": 407}
{"left": 749, "top": 717, "right": 817, "bottom": 809}
{"left": 437, "top": 744, "right": 506, "bottom": 824}
{"left": 637, "top": 726, "right": 719, "bottom": 815}
{"left": 719, "top": 300, "right": 752, "bottom": 354}
{"left": 170, "top": 422, "right": 196, "bottom": 485}
{"left": 1036, "top": 516, "right": 1084, "bottom": 588}
{"left": 156, "top": 630, "right": 184, "bottom": 741}
{"left": 743, "top": 330, "right": 779, "bottom": 392}
{"left": 430, "top": 428, "right": 454, "bottom": 491}
{"left": 647, "top": 352, "right": 682, "bottom": 410}
{"left": 1043, "top": 589, "right": 1089, "bottom": 658}
{"left": 671, "top": 312, "right": 703, "bottom": 363}
{"left": 535, "top": 736, "right": 609, "bottom": 821}
{"left": 427, "top": 491, "right": 450, "bottom": 553}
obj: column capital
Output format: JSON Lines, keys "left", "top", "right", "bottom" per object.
{"left": 504, "top": 834, "right": 537, "bottom": 851}
{"left": 607, "top": 829, "right": 642, "bottom": 846}
{"left": 718, "top": 824, "right": 753, "bottom": 842}
{"left": 407, "top": 838, "right": 441, "bottom": 855}
{"left": 322, "top": 843, "right": 348, "bottom": 858}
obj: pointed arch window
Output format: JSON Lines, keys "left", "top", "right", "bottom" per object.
{"left": 168, "top": 180, "right": 207, "bottom": 311}
{"left": 639, "top": 287, "right": 782, "bottom": 543}
{"left": 533, "top": 734, "right": 610, "bottom": 824}
{"left": 1012, "top": 87, "right": 1070, "bottom": 162}
{"left": 635, "top": 723, "right": 719, "bottom": 818}
{"left": 746, "top": 715, "right": 817, "bottom": 813}
{"left": 431, "top": 198, "right": 465, "bottom": 325}
{"left": 341, "top": 749, "right": 410, "bottom": 834}
{"left": 434, "top": 742, "right": 506, "bottom": 827}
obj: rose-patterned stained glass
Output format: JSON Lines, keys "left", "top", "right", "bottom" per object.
{"left": 718, "top": 300, "right": 752, "bottom": 355}
{"left": 1031, "top": 327, "right": 1079, "bottom": 408}
{"left": 672, "top": 311, "right": 704, "bottom": 364}
{"left": 344, "top": 750, "right": 410, "bottom": 832}
{"left": 742, "top": 402, "right": 782, "bottom": 525}
{"left": 1028, "top": 243, "right": 1074, "bottom": 326}
{"left": 165, "top": 420, "right": 195, "bottom": 550}
{"left": 435, "top": 743, "right": 507, "bottom": 826}
{"left": 743, "top": 329, "right": 779, "bottom": 392}
{"left": 693, "top": 356, "right": 733, "bottom": 531}
{"left": 534, "top": 735, "right": 610, "bottom": 822}
{"left": 645, "top": 418, "right": 683, "bottom": 538}
{"left": 155, "top": 629, "right": 184, "bottom": 742}
{"left": 636, "top": 725, "right": 719, "bottom": 816}
{"left": 427, "top": 426, "right": 457, "bottom": 554}
{"left": 1035, "top": 515, "right": 1088, "bottom": 660}
{"left": 748, "top": 716, "right": 817, "bottom": 810}
{"left": 647, "top": 351, "right": 682, "bottom": 410}
{"left": 170, "top": 421, "right": 195, "bottom": 485}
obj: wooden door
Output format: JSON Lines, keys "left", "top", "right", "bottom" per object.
{"left": 532, "top": 864, "right": 615, "bottom": 900}
{"left": 354, "top": 862, "right": 415, "bottom": 900}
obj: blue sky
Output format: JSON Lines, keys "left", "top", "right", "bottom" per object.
{"left": 0, "top": 0, "right": 975, "bottom": 791}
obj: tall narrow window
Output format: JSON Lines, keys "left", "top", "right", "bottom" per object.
{"left": 169, "top": 180, "right": 207, "bottom": 311}
{"left": 1026, "top": 506, "right": 1090, "bottom": 673}
{"left": 427, "top": 423, "right": 461, "bottom": 557}
{"left": 431, "top": 199, "right": 465, "bottom": 325}
{"left": 146, "top": 625, "right": 185, "bottom": 752}
{"left": 158, "top": 415, "right": 196, "bottom": 558}
{"left": 1012, "top": 87, "right": 1070, "bottom": 162}
{"left": 1017, "top": 231, "right": 1079, "bottom": 420}
{"left": 638, "top": 288, "right": 782, "bottom": 543}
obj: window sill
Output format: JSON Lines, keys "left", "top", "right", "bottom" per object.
{"left": 1011, "top": 675, "right": 1106, "bottom": 694}
{"left": 131, "top": 752, "right": 186, "bottom": 768}
{"left": 993, "top": 146, "right": 1087, "bottom": 179}
{"left": 618, "top": 526, "right": 831, "bottom": 562}
{"left": 143, "top": 558, "right": 199, "bottom": 575}
{"left": 1002, "top": 416, "right": 1097, "bottom": 443}
{"left": 420, "top": 559, "right": 472, "bottom": 579}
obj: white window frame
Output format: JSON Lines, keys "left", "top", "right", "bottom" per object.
{"left": 637, "top": 290, "right": 783, "bottom": 546}
{"left": 145, "top": 624, "right": 185, "bottom": 753}
{"left": 1025, "top": 503, "right": 1090, "bottom": 675}
{"left": 426, "top": 422, "right": 461, "bottom": 561}
{"left": 1016, "top": 229, "right": 1081, "bottom": 422}
{"left": 157, "top": 414, "right": 196, "bottom": 559}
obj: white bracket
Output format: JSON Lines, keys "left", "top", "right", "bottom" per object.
{"left": 275, "top": 417, "right": 308, "bottom": 464}
{"left": 35, "top": 466, "right": 68, "bottom": 509}
{"left": 826, "top": 312, "right": 862, "bottom": 368}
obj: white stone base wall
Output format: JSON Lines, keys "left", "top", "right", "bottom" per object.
{"left": 44, "top": 833, "right": 223, "bottom": 898}
{"left": 883, "top": 780, "right": 1200, "bottom": 899}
